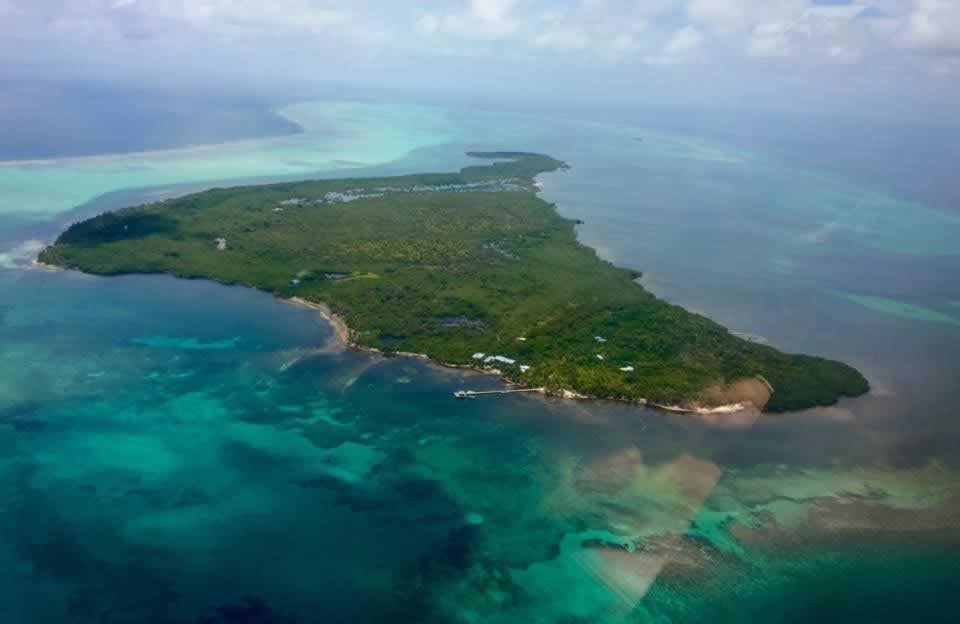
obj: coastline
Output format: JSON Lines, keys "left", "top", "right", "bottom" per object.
{"left": 29, "top": 258, "right": 753, "bottom": 415}
{"left": 288, "top": 297, "right": 351, "bottom": 345}
{"left": 286, "top": 294, "right": 755, "bottom": 416}
{"left": 30, "top": 258, "right": 64, "bottom": 272}
{"left": 35, "top": 150, "right": 868, "bottom": 414}
{"left": 28, "top": 228, "right": 757, "bottom": 416}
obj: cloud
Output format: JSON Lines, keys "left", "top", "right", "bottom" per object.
{"left": 687, "top": 0, "right": 809, "bottom": 35}
{"left": 826, "top": 43, "right": 863, "bottom": 62}
{"left": 416, "top": 0, "right": 521, "bottom": 39}
{"left": 803, "top": 4, "right": 868, "bottom": 20}
{"left": 902, "top": 0, "right": 960, "bottom": 51}
{"left": 4, "top": 0, "right": 364, "bottom": 38}
{"left": 746, "top": 21, "right": 809, "bottom": 57}
{"left": 141, "top": 0, "right": 352, "bottom": 35}
{"left": 4, "top": 0, "right": 942, "bottom": 70}
{"left": 665, "top": 25, "right": 707, "bottom": 56}
{"left": 0, "top": 1, "right": 958, "bottom": 125}
{"left": 687, "top": 0, "right": 754, "bottom": 33}
{"left": 645, "top": 26, "right": 705, "bottom": 64}
{"left": 533, "top": 28, "right": 590, "bottom": 50}
{"left": 470, "top": 0, "right": 518, "bottom": 23}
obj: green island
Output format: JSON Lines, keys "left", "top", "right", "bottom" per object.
{"left": 39, "top": 152, "right": 869, "bottom": 412}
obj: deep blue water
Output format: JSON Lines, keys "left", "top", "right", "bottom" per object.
{"left": 0, "top": 79, "right": 301, "bottom": 160}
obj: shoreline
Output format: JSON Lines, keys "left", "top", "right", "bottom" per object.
{"left": 29, "top": 258, "right": 769, "bottom": 417}
{"left": 288, "top": 297, "right": 351, "bottom": 345}
{"left": 285, "top": 295, "right": 754, "bottom": 416}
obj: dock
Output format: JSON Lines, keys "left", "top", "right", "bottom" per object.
{"left": 454, "top": 388, "right": 544, "bottom": 399}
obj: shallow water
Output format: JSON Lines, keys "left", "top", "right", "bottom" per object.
{"left": 0, "top": 101, "right": 463, "bottom": 217}
{"left": 2, "top": 100, "right": 958, "bottom": 622}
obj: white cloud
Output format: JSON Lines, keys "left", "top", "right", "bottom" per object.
{"left": 417, "top": 0, "right": 672, "bottom": 60}
{"left": 686, "top": 0, "right": 808, "bottom": 36}
{"left": 469, "top": 0, "right": 518, "bottom": 23}
{"left": 645, "top": 25, "right": 705, "bottom": 64}
{"left": 687, "top": 0, "right": 752, "bottom": 34}
{"left": 665, "top": 25, "right": 706, "bottom": 55}
{"left": 533, "top": 28, "right": 589, "bottom": 50}
{"left": 747, "top": 35, "right": 789, "bottom": 57}
{"left": 151, "top": 0, "right": 351, "bottom": 34}
{"left": 902, "top": 0, "right": 960, "bottom": 51}
{"left": 1, "top": 0, "right": 958, "bottom": 124}
{"left": 416, "top": 0, "right": 520, "bottom": 40}
{"left": 826, "top": 44, "right": 862, "bottom": 64}
{"left": 802, "top": 4, "right": 868, "bottom": 21}
{"left": 416, "top": 13, "right": 442, "bottom": 35}
{"left": 746, "top": 21, "right": 807, "bottom": 58}
{"left": 4, "top": 0, "right": 359, "bottom": 39}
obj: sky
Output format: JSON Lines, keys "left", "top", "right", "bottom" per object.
{"left": 1, "top": 0, "right": 958, "bottom": 124}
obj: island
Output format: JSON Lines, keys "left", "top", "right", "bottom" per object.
{"left": 39, "top": 152, "right": 869, "bottom": 412}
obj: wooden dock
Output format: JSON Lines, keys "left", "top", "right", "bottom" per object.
{"left": 454, "top": 388, "right": 544, "bottom": 399}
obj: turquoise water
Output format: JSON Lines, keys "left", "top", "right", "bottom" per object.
{"left": 0, "top": 101, "right": 463, "bottom": 218}
{"left": 2, "top": 100, "right": 959, "bottom": 622}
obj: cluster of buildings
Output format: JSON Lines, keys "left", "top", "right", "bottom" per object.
{"left": 472, "top": 353, "right": 531, "bottom": 373}
{"left": 471, "top": 335, "right": 635, "bottom": 375}
{"left": 271, "top": 178, "right": 526, "bottom": 212}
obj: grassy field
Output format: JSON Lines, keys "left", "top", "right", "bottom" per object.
{"left": 40, "top": 153, "right": 869, "bottom": 411}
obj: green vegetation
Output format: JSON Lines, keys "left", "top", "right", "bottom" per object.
{"left": 40, "top": 153, "right": 869, "bottom": 411}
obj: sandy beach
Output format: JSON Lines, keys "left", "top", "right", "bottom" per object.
{"left": 288, "top": 297, "right": 351, "bottom": 346}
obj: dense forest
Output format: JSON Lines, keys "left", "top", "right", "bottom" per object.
{"left": 40, "top": 153, "right": 869, "bottom": 411}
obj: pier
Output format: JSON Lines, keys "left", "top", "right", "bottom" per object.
{"left": 454, "top": 388, "right": 544, "bottom": 399}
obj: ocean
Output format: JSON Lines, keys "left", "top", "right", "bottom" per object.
{"left": 0, "top": 80, "right": 301, "bottom": 161}
{"left": 1, "top": 94, "right": 958, "bottom": 623}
